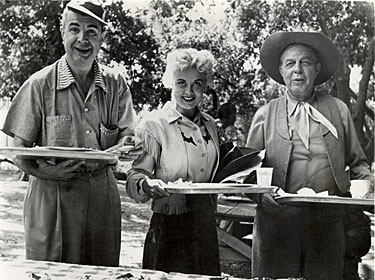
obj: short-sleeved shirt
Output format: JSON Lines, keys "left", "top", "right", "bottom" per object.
{"left": 2, "top": 55, "right": 135, "bottom": 150}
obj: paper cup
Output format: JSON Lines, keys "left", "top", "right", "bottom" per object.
{"left": 257, "top": 167, "right": 273, "bottom": 186}
{"left": 350, "top": 180, "right": 371, "bottom": 199}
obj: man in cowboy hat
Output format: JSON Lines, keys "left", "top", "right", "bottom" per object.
{"left": 246, "top": 30, "right": 372, "bottom": 279}
{"left": 2, "top": 0, "right": 141, "bottom": 266}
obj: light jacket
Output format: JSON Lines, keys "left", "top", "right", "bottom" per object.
{"left": 127, "top": 102, "right": 220, "bottom": 209}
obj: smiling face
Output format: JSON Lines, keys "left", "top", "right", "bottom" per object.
{"left": 61, "top": 10, "right": 105, "bottom": 70}
{"left": 279, "top": 44, "right": 321, "bottom": 101}
{"left": 172, "top": 67, "right": 207, "bottom": 118}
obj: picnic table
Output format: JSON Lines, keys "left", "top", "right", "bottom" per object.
{"left": 0, "top": 257, "right": 248, "bottom": 280}
{"left": 215, "top": 195, "right": 256, "bottom": 262}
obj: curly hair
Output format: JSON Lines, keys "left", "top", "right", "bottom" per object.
{"left": 162, "top": 48, "right": 216, "bottom": 89}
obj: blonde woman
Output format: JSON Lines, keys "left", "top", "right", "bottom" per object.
{"left": 126, "top": 48, "right": 220, "bottom": 275}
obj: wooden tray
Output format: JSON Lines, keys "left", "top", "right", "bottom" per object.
{"left": 276, "top": 195, "right": 374, "bottom": 206}
{"left": 0, "top": 147, "right": 119, "bottom": 164}
{"left": 164, "top": 183, "right": 275, "bottom": 194}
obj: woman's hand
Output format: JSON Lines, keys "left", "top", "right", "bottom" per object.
{"left": 142, "top": 178, "right": 170, "bottom": 199}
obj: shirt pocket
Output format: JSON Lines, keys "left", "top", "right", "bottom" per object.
{"left": 99, "top": 122, "right": 119, "bottom": 150}
{"left": 45, "top": 115, "right": 73, "bottom": 146}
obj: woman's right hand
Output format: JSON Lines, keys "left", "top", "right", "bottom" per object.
{"left": 142, "top": 178, "right": 170, "bottom": 199}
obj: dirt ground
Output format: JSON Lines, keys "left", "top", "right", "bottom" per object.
{"left": 0, "top": 170, "right": 373, "bottom": 279}
{"left": 0, "top": 170, "right": 251, "bottom": 278}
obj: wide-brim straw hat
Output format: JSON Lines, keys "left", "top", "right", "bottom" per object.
{"left": 213, "top": 142, "right": 262, "bottom": 183}
{"left": 260, "top": 31, "right": 339, "bottom": 85}
{"left": 67, "top": 0, "right": 107, "bottom": 25}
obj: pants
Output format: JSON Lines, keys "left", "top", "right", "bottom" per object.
{"left": 24, "top": 167, "right": 121, "bottom": 266}
{"left": 252, "top": 205, "right": 345, "bottom": 280}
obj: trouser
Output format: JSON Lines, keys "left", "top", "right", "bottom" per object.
{"left": 24, "top": 167, "right": 121, "bottom": 266}
{"left": 252, "top": 205, "right": 345, "bottom": 280}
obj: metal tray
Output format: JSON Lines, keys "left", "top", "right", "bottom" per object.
{"left": 164, "top": 183, "right": 275, "bottom": 194}
{"left": 276, "top": 195, "right": 374, "bottom": 206}
{"left": 0, "top": 146, "right": 119, "bottom": 164}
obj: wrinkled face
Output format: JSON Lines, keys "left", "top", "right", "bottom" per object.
{"left": 279, "top": 44, "right": 321, "bottom": 101}
{"left": 61, "top": 10, "right": 105, "bottom": 69}
{"left": 172, "top": 67, "right": 207, "bottom": 117}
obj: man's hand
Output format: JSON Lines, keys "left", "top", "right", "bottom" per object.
{"left": 142, "top": 178, "right": 170, "bottom": 199}
{"left": 118, "top": 146, "right": 143, "bottom": 161}
{"left": 260, "top": 192, "right": 284, "bottom": 208}
{"left": 35, "top": 158, "right": 86, "bottom": 181}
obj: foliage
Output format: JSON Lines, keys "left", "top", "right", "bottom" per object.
{"left": 0, "top": 0, "right": 373, "bottom": 161}
{"left": 103, "top": 1, "right": 166, "bottom": 112}
{"left": 0, "top": 1, "right": 64, "bottom": 98}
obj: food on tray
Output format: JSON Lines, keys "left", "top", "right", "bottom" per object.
{"left": 29, "top": 272, "right": 51, "bottom": 280}
{"left": 167, "top": 178, "right": 193, "bottom": 187}
{"left": 276, "top": 187, "right": 329, "bottom": 197}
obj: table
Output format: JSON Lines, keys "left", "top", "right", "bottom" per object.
{"left": 215, "top": 196, "right": 256, "bottom": 263}
{"left": 0, "top": 258, "right": 248, "bottom": 280}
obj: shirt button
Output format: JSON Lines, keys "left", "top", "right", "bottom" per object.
{"left": 84, "top": 107, "right": 89, "bottom": 112}
{"left": 202, "top": 153, "right": 206, "bottom": 157}
{"left": 198, "top": 139, "right": 202, "bottom": 143}
{"left": 193, "top": 127, "right": 198, "bottom": 131}
{"left": 200, "top": 168, "right": 205, "bottom": 173}
{"left": 85, "top": 130, "right": 91, "bottom": 134}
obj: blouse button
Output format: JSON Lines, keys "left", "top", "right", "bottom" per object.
{"left": 200, "top": 168, "right": 205, "bottom": 173}
{"left": 202, "top": 153, "right": 206, "bottom": 157}
{"left": 84, "top": 107, "right": 89, "bottom": 112}
{"left": 193, "top": 127, "right": 198, "bottom": 131}
{"left": 85, "top": 129, "right": 91, "bottom": 134}
{"left": 198, "top": 139, "right": 202, "bottom": 144}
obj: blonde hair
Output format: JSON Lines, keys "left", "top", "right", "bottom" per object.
{"left": 162, "top": 48, "right": 216, "bottom": 88}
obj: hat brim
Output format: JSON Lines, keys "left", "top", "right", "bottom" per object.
{"left": 213, "top": 150, "right": 262, "bottom": 183}
{"left": 67, "top": 2, "right": 107, "bottom": 25}
{"left": 260, "top": 32, "right": 339, "bottom": 85}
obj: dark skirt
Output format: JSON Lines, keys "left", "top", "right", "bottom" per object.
{"left": 142, "top": 194, "right": 220, "bottom": 276}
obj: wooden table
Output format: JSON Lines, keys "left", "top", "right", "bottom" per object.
{"left": 215, "top": 196, "right": 256, "bottom": 263}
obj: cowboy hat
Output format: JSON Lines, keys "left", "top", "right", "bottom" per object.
{"left": 260, "top": 31, "right": 339, "bottom": 85}
{"left": 67, "top": 0, "right": 107, "bottom": 25}
{"left": 213, "top": 143, "right": 262, "bottom": 183}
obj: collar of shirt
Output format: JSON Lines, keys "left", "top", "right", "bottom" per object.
{"left": 287, "top": 91, "right": 317, "bottom": 118}
{"left": 164, "top": 101, "right": 210, "bottom": 124}
{"left": 56, "top": 55, "right": 107, "bottom": 93}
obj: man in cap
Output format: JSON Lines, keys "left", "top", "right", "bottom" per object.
{"left": 2, "top": 0, "right": 141, "bottom": 266}
{"left": 246, "top": 30, "right": 372, "bottom": 279}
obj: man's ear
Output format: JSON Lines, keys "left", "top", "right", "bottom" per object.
{"left": 316, "top": 62, "right": 321, "bottom": 76}
{"left": 101, "top": 30, "right": 107, "bottom": 44}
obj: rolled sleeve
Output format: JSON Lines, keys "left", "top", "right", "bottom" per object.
{"left": 117, "top": 81, "right": 136, "bottom": 140}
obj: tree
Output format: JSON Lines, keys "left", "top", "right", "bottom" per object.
{"left": 0, "top": 1, "right": 64, "bottom": 98}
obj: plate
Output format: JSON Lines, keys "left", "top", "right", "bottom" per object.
{"left": 275, "top": 195, "right": 374, "bottom": 206}
{"left": 164, "top": 183, "right": 275, "bottom": 194}
{"left": 0, "top": 147, "right": 118, "bottom": 164}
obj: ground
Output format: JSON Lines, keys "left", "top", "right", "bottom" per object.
{"left": 0, "top": 170, "right": 251, "bottom": 278}
{"left": 0, "top": 170, "right": 373, "bottom": 279}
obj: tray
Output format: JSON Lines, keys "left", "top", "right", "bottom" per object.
{"left": 0, "top": 147, "right": 119, "bottom": 164}
{"left": 276, "top": 195, "right": 374, "bottom": 206}
{"left": 164, "top": 183, "right": 275, "bottom": 194}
